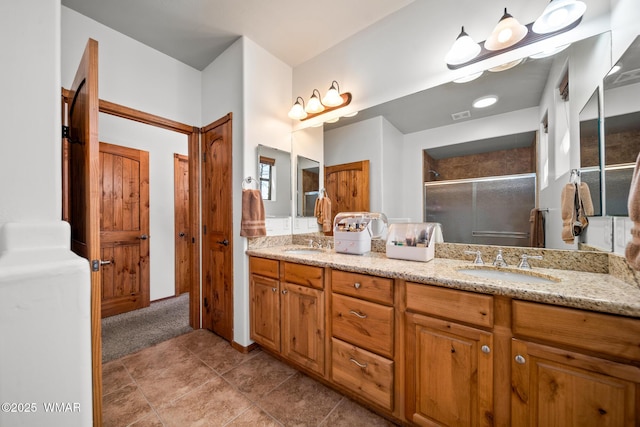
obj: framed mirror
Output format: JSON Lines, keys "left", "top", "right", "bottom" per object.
{"left": 579, "top": 89, "right": 602, "bottom": 216}
{"left": 603, "top": 35, "right": 640, "bottom": 217}
{"left": 256, "top": 144, "right": 291, "bottom": 218}
{"left": 296, "top": 155, "right": 320, "bottom": 217}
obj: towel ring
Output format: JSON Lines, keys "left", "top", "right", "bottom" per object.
{"left": 242, "top": 176, "right": 258, "bottom": 189}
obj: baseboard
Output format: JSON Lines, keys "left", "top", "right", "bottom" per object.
{"left": 231, "top": 340, "right": 259, "bottom": 354}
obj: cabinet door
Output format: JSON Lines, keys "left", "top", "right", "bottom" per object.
{"left": 282, "top": 282, "right": 325, "bottom": 375}
{"left": 512, "top": 339, "right": 640, "bottom": 427}
{"left": 249, "top": 274, "right": 280, "bottom": 352}
{"left": 405, "top": 312, "right": 494, "bottom": 427}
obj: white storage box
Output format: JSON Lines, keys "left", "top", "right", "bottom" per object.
{"left": 333, "top": 212, "right": 388, "bottom": 255}
{"left": 386, "top": 223, "right": 441, "bottom": 262}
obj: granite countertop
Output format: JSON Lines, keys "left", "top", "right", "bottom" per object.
{"left": 246, "top": 245, "right": 640, "bottom": 318}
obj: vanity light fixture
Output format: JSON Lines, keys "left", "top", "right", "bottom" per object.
{"left": 473, "top": 95, "right": 498, "bottom": 109}
{"left": 287, "top": 96, "right": 307, "bottom": 120}
{"left": 445, "top": 2, "right": 585, "bottom": 70}
{"left": 485, "top": 8, "right": 528, "bottom": 51}
{"left": 288, "top": 81, "right": 352, "bottom": 121}
{"left": 532, "top": 0, "right": 587, "bottom": 34}
{"left": 305, "top": 89, "right": 325, "bottom": 114}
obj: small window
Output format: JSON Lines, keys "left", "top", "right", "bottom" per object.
{"left": 259, "top": 156, "right": 275, "bottom": 200}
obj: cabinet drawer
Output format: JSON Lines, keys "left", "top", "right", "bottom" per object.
{"left": 283, "top": 262, "right": 324, "bottom": 289}
{"left": 512, "top": 300, "right": 640, "bottom": 362}
{"left": 331, "top": 337, "right": 394, "bottom": 411}
{"left": 406, "top": 282, "right": 493, "bottom": 328}
{"left": 332, "top": 293, "right": 394, "bottom": 358}
{"left": 332, "top": 270, "right": 393, "bottom": 305}
{"left": 249, "top": 256, "right": 279, "bottom": 279}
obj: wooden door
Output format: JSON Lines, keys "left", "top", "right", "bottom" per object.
{"left": 99, "top": 142, "right": 150, "bottom": 317}
{"left": 201, "top": 114, "right": 234, "bottom": 341}
{"left": 405, "top": 312, "right": 494, "bottom": 427}
{"left": 511, "top": 339, "right": 640, "bottom": 427}
{"left": 324, "top": 160, "right": 370, "bottom": 229}
{"left": 174, "top": 153, "right": 190, "bottom": 295}
{"left": 249, "top": 273, "right": 281, "bottom": 352}
{"left": 281, "top": 281, "right": 325, "bottom": 375}
{"left": 66, "top": 38, "right": 102, "bottom": 426}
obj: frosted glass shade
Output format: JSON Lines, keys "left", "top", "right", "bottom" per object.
{"left": 445, "top": 27, "right": 481, "bottom": 65}
{"left": 322, "top": 82, "right": 343, "bottom": 107}
{"left": 533, "top": 0, "right": 586, "bottom": 34}
{"left": 485, "top": 9, "right": 528, "bottom": 51}
{"left": 288, "top": 99, "right": 307, "bottom": 120}
{"left": 305, "top": 91, "right": 325, "bottom": 114}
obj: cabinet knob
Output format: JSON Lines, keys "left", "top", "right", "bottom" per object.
{"left": 515, "top": 354, "right": 526, "bottom": 364}
{"left": 281, "top": 289, "right": 288, "bottom": 295}
{"left": 271, "top": 287, "right": 277, "bottom": 292}
{"left": 354, "top": 282, "right": 361, "bottom": 289}
{"left": 481, "top": 345, "right": 491, "bottom": 354}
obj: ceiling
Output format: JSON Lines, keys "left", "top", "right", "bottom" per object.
{"left": 61, "top": 0, "right": 414, "bottom": 70}
{"left": 61, "top": 0, "right": 612, "bottom": 157}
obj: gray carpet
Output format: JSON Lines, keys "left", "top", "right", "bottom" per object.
{"left": 101, "top": 293, "right": 193, "bottom": 363}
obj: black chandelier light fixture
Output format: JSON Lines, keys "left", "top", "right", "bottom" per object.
{"left": 445, "top": 0, "right": 587, "bottom": 70}
{"left": 288, "top": 80, "right": 352, "bottom": 121}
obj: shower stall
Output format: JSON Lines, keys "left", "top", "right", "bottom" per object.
{"left": 424, "top": 173, "right": 536, "bottom": 247}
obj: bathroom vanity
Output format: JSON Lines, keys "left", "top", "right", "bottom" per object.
{"left": 247, "top": 245, "right": 640, "bottom": 426}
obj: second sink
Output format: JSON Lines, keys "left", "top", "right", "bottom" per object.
{"left": 456, "top": 267, "right": 558, "bottom": 284}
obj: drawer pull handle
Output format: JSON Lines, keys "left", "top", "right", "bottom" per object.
{"left": 481, "top": 345, "right": 491, "bottom": 354}
{"left": 354, "top": 282, "right": 361, "bottom": 289}
{"left": 515, "top": 355, "right": 526, "bottom": 364}
{"left": 349, "top": 310, "right": 367, "bottom": 319}
{"left": 349, "top": 358, "right": 368, "bottom": 369}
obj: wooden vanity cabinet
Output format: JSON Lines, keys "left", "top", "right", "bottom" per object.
{"left": 330, "top": 270, "right": 396, "bottom": 411}
{"left": 404, "top": 282, "right": 495, "bottom": 427}
{"left": 511, "top": 300, "right": 640, "bottom": 426}
{"left": 249, "top": 257, "right": 326, "bottom": 376}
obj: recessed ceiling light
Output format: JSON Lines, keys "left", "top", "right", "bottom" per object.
{"left": 453, "top": 71, "right": 483, "bottom": 83}
{"left": 473, "top": 95, "right": 498, "bottom": 108}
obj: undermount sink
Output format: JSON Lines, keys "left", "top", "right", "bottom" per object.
{"left": 284, "top": 248, "right": 325, "bottom": 255}
{"left": 456, "top": 267, "right": 558, "bottom": 284}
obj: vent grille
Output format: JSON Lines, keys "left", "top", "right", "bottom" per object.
{"left": 614, "top": 68, "right": 640, "bottom": 85}
{"left": 451, "top": 110, "right": 471, "bottom": 121}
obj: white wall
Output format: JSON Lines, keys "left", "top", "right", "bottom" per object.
{"left": 61, "top": 7, "right": 201, "bottom": 125}
{"left": 0, "top": 0, "right": 61, "bottom": 223}
{"left": 99, "top": 114, "right": 188, "bottom": 300}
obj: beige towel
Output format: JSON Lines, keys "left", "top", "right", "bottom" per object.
{"left": 626, "top": 153, "right": 640, "bottom": 270}
{"left": 561, "top": 184, "right": 576, "bottom": 243}
{"left": 314, "top": 197, "right": 322, "bottom": 225}
{"left": 578, "top": 183, "right": 594, "bottom": 216}
{"left": 240, "top": 189, "right": 266, "bottom": 237}
{"left": 320, "top": 197, "right": 332, "bottom": 233}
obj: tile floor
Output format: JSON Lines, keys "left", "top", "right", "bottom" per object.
{"left": 102, "top": 329, "right": 399, "bottom": 426}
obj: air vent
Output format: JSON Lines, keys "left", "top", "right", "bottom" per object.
{"left": 451, "top": 110, "right": 471, "bottom": 121}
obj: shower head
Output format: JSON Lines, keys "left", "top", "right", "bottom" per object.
{"left": 428, "top": 169, "right": 440, "bottom": 177}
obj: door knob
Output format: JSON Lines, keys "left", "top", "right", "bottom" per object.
{"left": 100, "top": 260, "right": 112, "bottom": 266}
{"left": 138, "top": 234, "right": 149, "bottom": 240}
{"left": 179, "top": 232, "right": 186, "bottom": 237}
{"left": 217, "top": 239, "right": 229, "bottom": 246}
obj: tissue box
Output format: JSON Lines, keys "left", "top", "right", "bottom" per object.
{"left": 386, "top": 223, "right": 438, "bottom": 262}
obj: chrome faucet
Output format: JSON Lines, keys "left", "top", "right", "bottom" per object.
{"left": 464, "top": 250, "right": 484, "bottom": 265}
{"left": 518, "top": 254, "right": 543, "bottom": 269}
{"left": 308, "top": 239, "right": 323, "bottom": 249}
{"left": 493, "top": 249, "right": 508, "bottom": 267}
